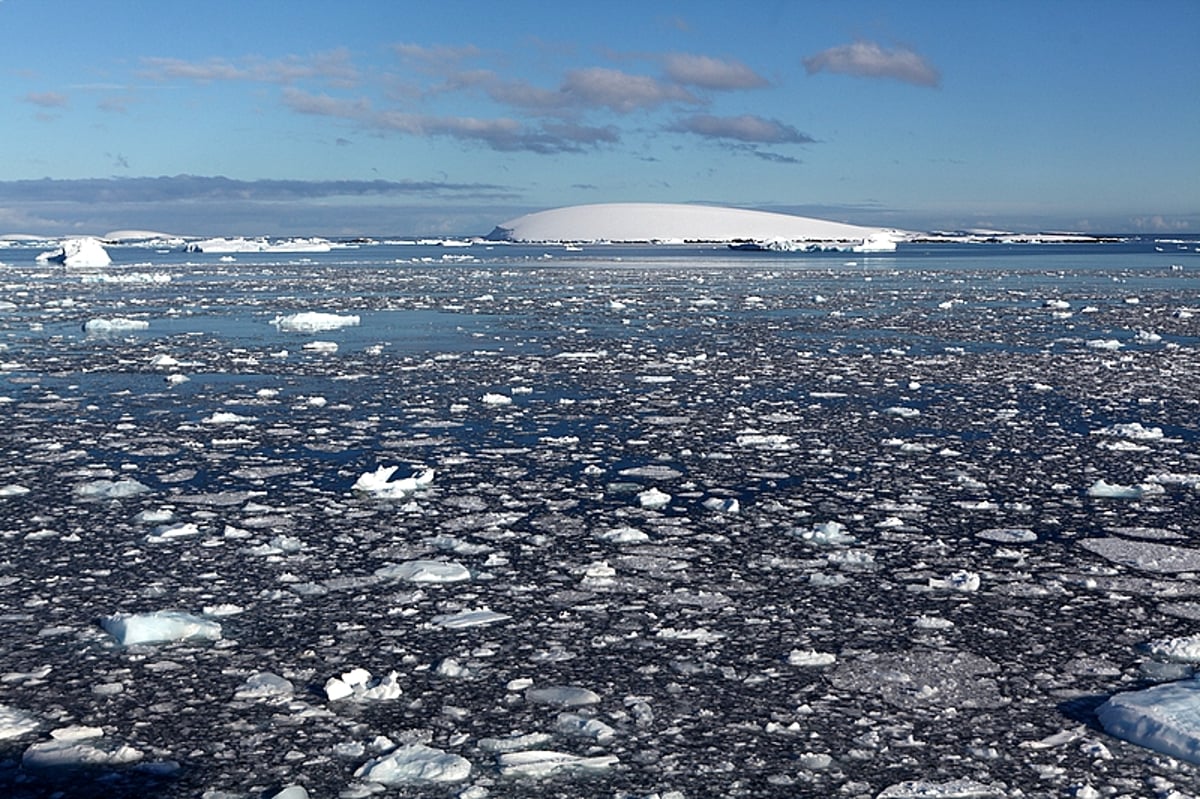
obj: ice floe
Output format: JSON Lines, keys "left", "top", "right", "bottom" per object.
{"left": 100, "top": 611, "right": 222, "bottom": 645}
{"left": 271, "top": 311, "right": 361, "bottom": 333}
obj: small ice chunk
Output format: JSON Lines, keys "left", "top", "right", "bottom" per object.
{"left": 976, "top": 527, "right": 1037, "bottom": 544}
{"left": 269, "top": 787, "right": 310, "bottom": 799}
{"left": 637, "top": 487, "right": 671, "bottom": 509}
{"left": 496, "top": 750, "right": 618, "bottom": 778}
{"left": 431, "top": 608, "right": 511, "bottom": 629}
{"left": 352, "top": 466, "right": 434, "bottom": 499}
{"left": 596, "top": 525, "right": 650, "bottom": 543}
{"left": 1098, "top": 679, "right": 1200, "bottom": 765}
{"left": 702, "top": 497, "right": 740, "bottom": 513}
{"left": 0, "top": 705, "right": 39, "bottom": 739}
{"left": 876, "top": 779, "right": 1006, "bottom": 798}
{"left": 324, "top": 668, "right": 402, "bottom": 702}
{"left": 1094, "top": 422, "right": 1164, "bottom": 440}
{"left": 146, "top": 522, "right": 200, "bottom": 542}
{"left": 788, "top": 649, "right": 837, "bottom": 667}
{"left": 74, "top": 478, "right": 150, "bottom": 500}
{"left": 556, "top": 712, "right": 616, "bottom": 743}
{"left": 929, "top": 570, "right": 981, "bottom": 592}
{"left": 797, "top": 521, "right": 855, "bottom": 546}
{"left": 525, "top": 685, "right": 601, "bottom": 707}
{"left": 234, "top": 672, "right": 295, "bottom": 700}
{"left": 100, "top": 611, "right": 222, "bottom": 646}
{"left": 23, "top": 737, "right": 143, "bottom": 770}
{"left": 84, "top": 317, "right": 149, "bottom": 334}
{"left": 271, "top": 312, "right": 360, "bottom": 333}
{"left": 301, "top": 340, "right": 338, "bottom": 353}
{"left": 203, "top": 411, "right": 256, "bottom": 425}
{"left": 481, "top": 392, "right": 513, "bottom": 405}
{"left": 375, "top": 559, "right": 470, "bottom": 583}
{"left": 354, "top": 743, "right": 471, "bottom": 784}
{"left": 1145, "top": 634, "right": 1200, "bottom": 663}
{"left": 0, "top": 485, "right": 31, "bottom": 498}
{"left": 1087, "top": 479, "right": 1143, "bottom": 499}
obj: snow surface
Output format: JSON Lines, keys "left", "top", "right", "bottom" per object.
{"left": 491, "top": 202, "right": 902, "bottom": 245}
{"left": 1, "top": 237, "right": 1199, "bottom": 797}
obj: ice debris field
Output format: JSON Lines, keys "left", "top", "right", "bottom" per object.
{"left": 2, "top": 236, "right": 1200, "bottom": 797}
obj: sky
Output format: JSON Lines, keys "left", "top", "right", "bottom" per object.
{"left": 2, "top": 0, "right": 1198, "bottom": 237}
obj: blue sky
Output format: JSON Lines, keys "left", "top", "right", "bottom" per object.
{"left": 3, "top": 0, "right": 1198, "bottom": 236}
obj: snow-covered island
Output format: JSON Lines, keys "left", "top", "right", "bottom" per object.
{"left": 487, "top": 202, "right": 906, "bottom": 251}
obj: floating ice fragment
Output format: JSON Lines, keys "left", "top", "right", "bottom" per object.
{"left": 1098, "top": 680, "right": 1200, "bottom": 765}
{"left": 556, "top": 712, "right": 616, "bottom": 743}
{"left": 301, "top": 340, "right": 338, "bottom": 353}
{"left": 735, "top": 433, "right": 792, "bottom": 449}
{"left": 84, "top": 317, "right": 149, "bottom": 334}
{"left": 876, "top": 778, "right": 1007, "bottom": 798}
{"left": 146, "top": 521, "right": 200, "bottom": 542}
{"left": 478, "top": 732, "right": 552, "bottom": 753}
{"left": 788, "top": 649, "right": 837, "bottom": 667}
{"left": 637, "top": 487, "right": 671, "bottom": 509}
{"left": 23, "top": 734, "right": 143, "bottom": 770}
{"left": 1145, "top": 634, "right": 1200, "bottom": 663}
{"left": 1086, "top": 338, "right": 1123, "bottom": 350}
{"left": 929, "top": 570, "right": 981, "bottom": 592}
{"left": 354, "top": 743, "right": 471, "bottom": 784}
{"left": 352, "top": 466, "right": 434, "bottom": 499}
{"left": 619, "top": 464, "right": 684, "bottom": 480}
{"left": 525, "top": 685, "right": 602, "bottom": 707}
{"left": 431, "top": 608, "right": 511, "bottom": 629}
{"left": 0, "top": 705, "right": 39, "bottom": 739}
{"left": 1087, "top": 479, "right": 1143, "bottom": 499}
{"left": 100, "top": 611, "right": 221, "bottom": 646}
{"left": 269, "top": 787, "right": 310, "bottom": 799}
{"left": 324, "top": 668, "right": 402, "bottom": 702}
{"left": 234, "top": 671, "right": 295, "bottom": 700}
{"left": 496, "top": 750, "right": 618, "bottom": 778}
{"left": 375, "top": 559, "right": 470, "bottom": 583}
{"left": 271, "top": 312, "right": 360, "bottom": 333}
{"left": 74, "top": 478, "right": 150, "bottom": 500}
{"left": 481, "top": 392, "right": 512, "bottom": 405}
{"left": 0, "top": 485, "right": 30, "bottom": 498}
{"left": 797, "top": 521, "right": 855, "bottom": 546}
{"left": 702, "top": 497, "right": 740, "bottom": 513}
{"left": 202, "top": 411, "right": 257, "bottom": 425}
{"left": 1094, "top": 422, "right": 1164, "bottom": 440}
{"left": 976, "top": 527, "right": 1037, "bottom": 544}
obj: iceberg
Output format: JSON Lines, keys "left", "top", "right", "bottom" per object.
{"left": 271, "top": 311, "right": 361, "bottom": 333}
{"left": 100, "top": 611, "right": 222, "bottom": 645}
{"left": 354, "top": 743, "right": 471, "bottom": 784}
{"left": 36, "top": 237, "right": 112, "bottom": 267}
{"left": 1098, "top": 680, "right": 1200, "bottom": 765}
{"left": 488, "top": 203, "right": 906, "bottom": 247}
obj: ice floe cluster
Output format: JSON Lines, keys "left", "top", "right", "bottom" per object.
{"left": 0, "top": 240, "right": 1199, "bottom": 796}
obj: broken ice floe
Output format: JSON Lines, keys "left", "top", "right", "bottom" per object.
{"left": 324, "top": 668, "right": 402, "bottom": 702}
{"left": 374, "top": 559, "right": 470, "bottom": 583}
{"left": 84, "top": 317, "right": 149, "bottom": 335}
{"left": 23, "top": 726, "right": 145, "bottom": 770}
{"left": 100, "top": 611, "right": 222, "bottom": 646}
{"left": 525, "top": 685, "right": 602, "bottom": 707}
{"left": 233, "top": 671, "right": 295, "bottom": 701}
{"left": 496, "top": 750, "right": 619, "bottom": 778}
{"left": 1080, "top": 538, "right": 1200, "bottom": 573}
{"left": 354, "top": 743, "right": 471, "bottom": 784}
{"left": 271, "top": 311, "right": 360, "bottom": 332}
{"left": 74, "top": 478, "right": 150, "bottom": 500}
{"left": 352, "top": 466, "right": 434, "bottom": 499}
{"left": 0, "top": 705, "right": 39, "bottom": 739}
{"left": 430, "top": 608, "right": 511, "bottom": 629}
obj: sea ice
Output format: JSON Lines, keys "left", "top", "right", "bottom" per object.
{"left": 1145, "top": 634, "right": 1200, "bottom": 663}
{"left": 22, "top": 726, "right": 143, "bottom": 769}
{"left": 637, "top": 487, "right": 672, "bottom": 509}
{"left": 430, "top": 608, "right": 511, "bottom": 629}
{"left": 84, "top": 317, "right": 149, "bottom": 334}
{"left": 324, "top": 668, "right": 402, "bottom": 701}
{"left": 100, "top": 611, "right": 222, "bottom": 646}
{"left": 1080, "top": 538, "right": 1200, "bottom": 573}
{"left": 1098, "top": 679, "right": 1200, "bottom": 765}
{"left": 374, "top": 559, "right": 470, "bottom": 583}
{"left": 525, "top": 685, "right": 602, "bottom": 707}
{"left": 234, "top": 672, "right": 295, "bottom": 700}
{"left": 74, "top": 478, "right": 150, "bottom": 500}
{"left": 354, "top": 743, "right": 471, "bottom": 784}
{"left": 0, "top": 705, "right": 39, "bottom": 739}
{"left": 496, "top": 749, "right": 618, "bottom": 777}
{"left": 271, "top": 311, "right": 360, "bottom": 333}
{"left": 352, "top": 466, "right": 434, "bottom": 499}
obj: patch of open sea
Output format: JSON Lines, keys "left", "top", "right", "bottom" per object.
{"left": 2, "top": 238, "right": 1200, "bottom": 797}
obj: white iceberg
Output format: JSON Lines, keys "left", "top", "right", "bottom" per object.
{"left": 36, "top": 237, "right": 112, "bottom": 267}
{"left": 271, "top": 311, "right": 360, "bottom": 333}
{"left": 1098, "top": 679, "right": 1200, "bottom": 765}
{"left": 488, "top": 203, "right": 903, "bottom": 247}
{"left": 354, "top": 743, "right": 471, "bottom": 784}
{"left": 84, "top": 317, "right": 149, "bottom": 335}
{"left": 352, "top": 466, "right": 434, "bottom": 499}
{"left": 100, "top": 611, "right": 222, "bottom": 646}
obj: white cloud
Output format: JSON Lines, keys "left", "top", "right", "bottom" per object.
{"left": 803, "top": 41, "right": 940, "bottom": 87}
{"left": 662, "top": 53, "right": 768, "bottom": 90}
{"left": 670, "top": 113, "right": 813, "bottom": 144}
{"left": 562, "top": 67, "right": 700, "bottom": 113}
